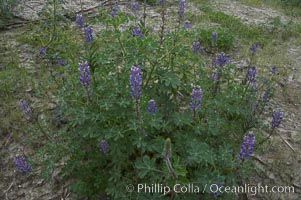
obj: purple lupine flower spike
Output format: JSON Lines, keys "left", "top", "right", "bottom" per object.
{"left": 208, "top": 182, "right": 222, "bottom": 198}
{"left": 76, "top": 14, "right": 84, "bottom": 28}
{"left": 158, "top": 0, "right": 164, "bottom": 6}
{"left": 210, "top": 72, "right": 218, "bottom": 81}
{"left": 110, "top": 2, "right": 119, "bottom": 16}
{"left": 250, "top": 43, "right": 259, "bottom": 53}
{"left": 14, "top": 155, "right": 32, "bottom": 172}
{"left": 212, "top": 52, "right": 229, "bottom": 67}
{"left": 131, "top": 27, "right": 144, "bottom": 37}
{"left": 147, "top": 99, "right": 157, "bottom": 113}
{"left": 56, "top": 58, "right": 66, "bottom": 66}
{"left": 270, "top": 66, "right": 277, "bottom": 75}
{"left": 37, "top": 46, "right": 46, "bottom": 54}
{"left": 192, "top": 40, "right": 203, "bottom": 53}
{"left": 189, "top": 85, "right": 203, "bottom": 111}
{"left": 84, "top": 26, "right": 93, "bottom": 42}
{"left": 212, "top": 32, "right": 218, "bottom": 40}
{"left": 99, "top": 140, "right": 109, "bottom": 153}
{"left": 178, "top": 0, "right": 186, "bottom": 21}
{"left": 271, "top": 110, "right": 284, "bottom": 129}
{"left": 78, "top": 61, "right": 91, "bottom": 87}
{"left": 212, "top": 32, "right": 218, "bottom": 47}
{"left": 130, "top": 65, "right": 142, "bottom": 99}
{"left": 131, "top": 1, "right": 139, "bottom": 13}
{"left": 19, "top": 99, "right": 32, "bottom": 119}
{"left": 183, "top": 21, "right": 192, "bottom": 29}
{"left": 245, "top": 66, "right": 258, "bottom": 87}
{"left": 239, "top": 132, "right": 256, "bottom": 160}
{"left": 263, "top": 88, "right": 270, "bottom": 104}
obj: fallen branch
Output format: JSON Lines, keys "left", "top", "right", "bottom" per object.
{"left": 1, "top": 0, "right": 111, "bottom": 29}
{"left": 4, "top": 178, "right": 15, "bottom": 200}
{"left": 277, "top": 132, "right": 296, "bottom": 153}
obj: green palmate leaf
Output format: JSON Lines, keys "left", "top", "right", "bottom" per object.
{"left": 173, "top": 156, "right": 188, "bottom": 178}
{"left": 147, "top": 115, "right": 164, "bottom": 130}
{"left": 171, "top": 112, "right": 192, "bottom": 127}
{"left": 135, "top": 155, "right": 157, "bottom": 179}
{"left": 161, "top": 71, "right": 182, "bottom": 89}
{"left": 187, "top": 140, "right": 215, "bottom": 166}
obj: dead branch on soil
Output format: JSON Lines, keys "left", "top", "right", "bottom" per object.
{"left": 277, "top": 132, "right": 297, "bottom": 153}
{"left": 4, "top": 177, "right": 15, "bottom": 200}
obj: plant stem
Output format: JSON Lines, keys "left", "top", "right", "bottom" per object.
{"left": 164, "top": 157, "right": 177, "bottom": 179}
{"left": 159, "top": 3, "right": 166, "bottom": 46}
{"left": 143, "top": 0, "right": 147, "bottom": 27}
{"left": 53, "top": 0, "right": 56, "bottom": 34}
{"left": 258, "top": 129, "right": 274, "bottom": 146}
{"left": 80, "top": 0, "right": 83, "bottom": 14}
{"left": 85, "top": 86, "right": 91, "bottom": 103}
{"left": 35, "top": 114, "right": 50, "bottom": 140}
{"left": 135, "top": 99, "right": 141, "bottom": 121}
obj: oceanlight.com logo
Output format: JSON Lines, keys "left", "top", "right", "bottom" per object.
{"left": 126, "top": 183, "right": 295, "bottom": 196}
{"left": 209, "top": 183, "right": 295, "bottom": 196}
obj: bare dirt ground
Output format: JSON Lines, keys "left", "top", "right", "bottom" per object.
{"left": 0, "top": 0, "right": 300, "bottom": 199}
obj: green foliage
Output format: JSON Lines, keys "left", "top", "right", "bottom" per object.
{"left": 17, "top": 2, "right": 280, "bottom": 199}
{"left": 201, "top": 9, "right": 265, "bottom": 42}
{"left": 0, "top": 0, "right": 19, "bottom": 28}
{"left": 0, "top": 0, "right": 18, "bottom": 17}
{"left": 279, "top": 0, "right": 301, "bottom": 7}
{"left": 241, "top": 0, "right": 301, "bottom": 17}
{"left": 197, "top": 28, "right": 237, "bottom": 51}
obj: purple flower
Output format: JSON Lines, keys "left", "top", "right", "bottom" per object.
{"left": 263, "top": 88, "right": 270, "bottom": 104}
{"left": 131, "top": 1, "right": 139, "bottom": 13}
{"left": 56, "top": 58, "right": 66, "bottom": 66}
{"left": 210, "top": 72, "right": 218, "bottom": 81}
{"left": 14, "top": 155, "right": 32, "bottom": 172}
{"left": 192, "top": 40, "right": 203, "bottom": 53}
{"left": 130, "top": 65, "right": 142, "bottom": 99}
{"left": 178, "top": 0, "right": 186, "bottom": 21}
{"left": 37, "top": 46, "right": 46, "bottom": 54}
{"left": 189, "top": 85, "right": 202, "bottom": 111}
{"left": 245, "top": 66, "right": 257, "bottom": 86}
{"left": 271, "top": 109, "right": 284, "bottom": 129}
{"left": 183, "top": 21, "right": 192, "bottom": 29}
{"left": 151, "top": 26, "right": 155, "bottom": 32}
{"left": 212, "top": 53, "right": 229, "bottom": 67}
{"left": 19, "top": 99, "right": 32, "bottom": 119}
{"left": 209, "top": 182, "right": 222, "bottom": 198}
{"left": 158, "top": 0, "right": 164, "bottom": 5}
{"left": 78, "top": 61, "right": 91, "bottom": 87}
{"left": 110, "top": 2, "right": 119, "bottom": 16}
{"left": 239, "top": 132, "right": 256, "bottom": 160}
{"left": 270, "top": 66, "right": 277, "bottom": 75}
{"left": 99, "top": 140, "right": 109, "bottom": 153}
{"left": 260, "top": 77, "right": 266, "bottom": 83}
{"left": 251, "top": 103, "right": 258, "bottom": 114}
{"left": 131, "top": 26, "right": 144, "bottom": 37}
{"left": 212, "top": 32, "right": 218, "bottom": 40}
{"left": 84, "top": 25, "right": 93, "bottom": 42}
{"left": 147, "top": 99, "right": 156, "bottom": 113}
{"left": 250, "top": 43, "right": 259, "bottom": 53}
{"left": 76, "top": 14, "right": 84, "bottom": 28}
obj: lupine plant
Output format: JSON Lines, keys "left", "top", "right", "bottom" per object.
{"left": 14, "top": 155, "right": 32, "bottom": 173}
{"left": 20, "top": 1, "right": 285, "bottom": 199}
